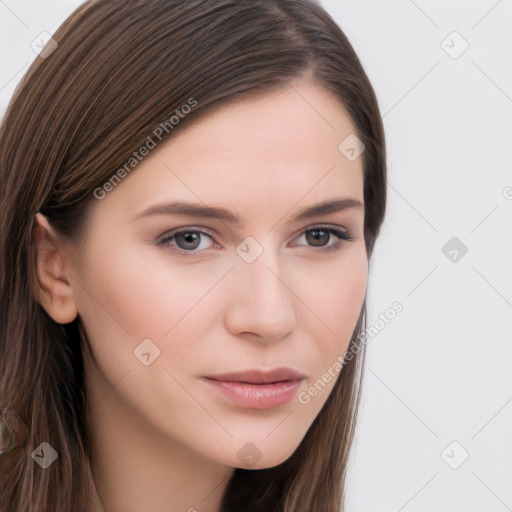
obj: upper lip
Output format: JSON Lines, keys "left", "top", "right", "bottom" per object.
{"left": 205, "top": 367, "right": 305, "bottom": 384}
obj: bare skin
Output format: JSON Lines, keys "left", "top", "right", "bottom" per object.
{"left": 32, "top": 81, "right": 367, "bottom": 512}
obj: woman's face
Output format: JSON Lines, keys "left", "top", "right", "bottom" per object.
{"left": 66, "top": 81, "right": 367, "bottom": 469}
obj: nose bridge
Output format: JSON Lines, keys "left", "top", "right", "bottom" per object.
{"left": 225, "top": 243, "right": 298, "bottom": 341}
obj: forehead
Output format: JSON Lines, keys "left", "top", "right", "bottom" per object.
{"left": 91, "top": 82, "right": 364, "bottom": 223}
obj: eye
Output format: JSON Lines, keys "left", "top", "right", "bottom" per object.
{"left": 292, "top": 225, "right": 353, "bottom": 252}
{"left": 156, "top": 227, "right": 218, "bottom": 255}
{"left": 155, "top": 224, "right": 353, "bottom": 257}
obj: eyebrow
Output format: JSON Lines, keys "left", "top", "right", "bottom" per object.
{"left": 132, "top": 197, "right": 363, "bottom": 225}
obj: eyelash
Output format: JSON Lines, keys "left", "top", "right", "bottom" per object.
{"left": 155, "top": 225, "right": 353, "bottom": 257}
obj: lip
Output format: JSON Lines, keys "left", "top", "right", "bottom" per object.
{"left": 203, "top": 367, "right": 305, "bottom": 409}
{"left": 206, "top": 367, "right": 305, "bottom": 384}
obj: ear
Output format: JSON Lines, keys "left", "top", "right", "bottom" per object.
{"left": 31, "top": 213, "right": 78, "bottom": 324}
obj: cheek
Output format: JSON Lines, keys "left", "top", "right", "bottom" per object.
{"left": 71, "top": 233, "right": 368, "bottom": 468}
{"left": 291, "top": 249, "right": 367, "bottom": 418}
{"left": 292, "top": 245, "right": 367, "bottom": 402}
{"left": 74, "top": 238, "right": 367, "bottom": 364}
{"left": 298, "top": 247, "right": 367, "bottom": 342}
{"left": 72, "top": 241, "right": 231, "bottom": 359}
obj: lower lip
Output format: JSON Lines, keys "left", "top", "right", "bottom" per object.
{"left": 203, "top": 378, "right": 303, "bottom": 409}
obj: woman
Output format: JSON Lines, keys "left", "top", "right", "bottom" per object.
{"left": 0, "top": 0, "right": 386, "bottom": 510}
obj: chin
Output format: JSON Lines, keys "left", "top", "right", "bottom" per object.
{"left": 218, "top": 434, "right": 306, "bottom": 471}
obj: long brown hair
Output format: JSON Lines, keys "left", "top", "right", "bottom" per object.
{"left": 0, "top": 1, "right": 386, "bottom": 510}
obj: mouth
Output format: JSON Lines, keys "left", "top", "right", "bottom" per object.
{"left": 202, "top": 367, "right": 305, "bottom": 409}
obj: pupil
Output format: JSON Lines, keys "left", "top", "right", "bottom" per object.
{"left": 306, "top": 229, "right": 329, "bottom": 246}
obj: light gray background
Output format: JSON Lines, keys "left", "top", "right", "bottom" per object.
{"left": 1, "top": 1, "right": 511, "bottom": 510}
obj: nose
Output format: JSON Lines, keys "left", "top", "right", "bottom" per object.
{"left": 223, "top": 249, "right": 298, "bottom": 344}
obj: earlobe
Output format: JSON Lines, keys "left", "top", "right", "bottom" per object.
{"left": 32, "top": 213, "right": 78, "bottom": 324}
